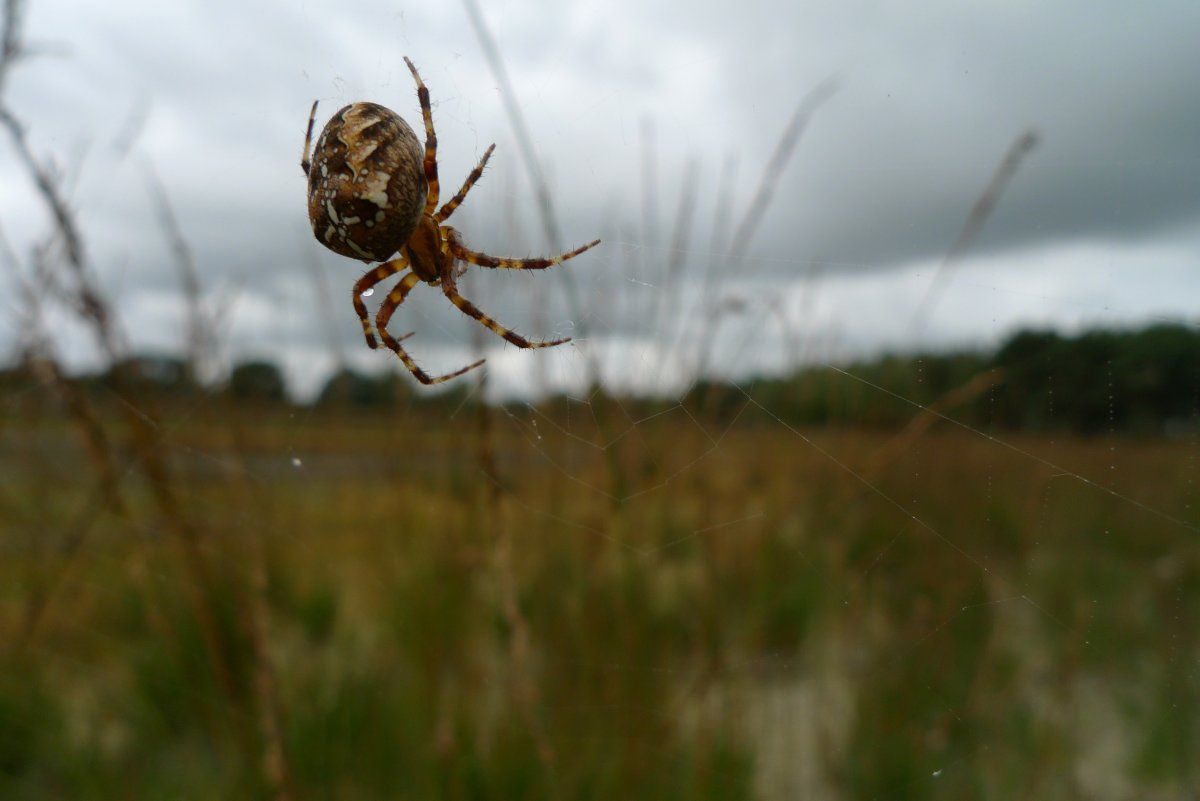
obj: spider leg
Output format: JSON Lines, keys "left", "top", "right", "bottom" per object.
{"left": 403, "top": 57, "right": 440, "bottom": 215}
{"left": 439, "top": 260, "right": 571, "bottom": 349}
{"left": 376, "top": 270, "right": 485, "bottom": 385}
{"left": 301, "top": 100, "right": 318, "bottom": 176}
{"left": 445, "top": 229, "right": 601, "bottom": 270}
{"left": 352, "top": 257, "right": 409, "bottom": 349}
{"left": 435, "top": 143, "right": 495, "bottom": 223}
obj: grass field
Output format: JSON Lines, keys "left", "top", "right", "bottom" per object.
{"left": 2, "top": 395, "right": 1197, "bottom": 800}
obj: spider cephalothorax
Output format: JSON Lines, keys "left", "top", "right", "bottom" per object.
{"left": 301, "top": 58, "right": 600, "bottom": 385}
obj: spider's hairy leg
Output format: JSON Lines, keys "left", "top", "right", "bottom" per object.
{"left": 403, "top": 56, "right": 440, "bottom": 215}
{"left": 352, "top": 257, "right": 409, "bottom": 349}
{"left": 376, "top": 270, "right": 485, "bottom": 385}
{"left": 439, "top": 263, "right": 571, "bottom": 349}
{"left": 445, "top": 230, "right": 601, "bottom": 270}
{"left": 435, "top": 143, "right": 496, "bottom": 223}
{"left": 301, "top": 100, "right": 318, "bottom": 175}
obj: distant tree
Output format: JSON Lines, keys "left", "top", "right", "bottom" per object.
{"left": 1117, "top": 323, "right": 1200, "bottom": 430}
{"left": 315, "top": 368, "right": 411, "bottom": 408}
{"left": 99, "top": 354, "right": 198, "bottom": 398}
{"left": 684, "top": 322, "right": 1198, "bottom": 435}
{"left": 228, "top": 360, "right": 287, "bottom": 403}
{"left": 0, "top": 362, "right": 36, "bottom": 392}
{"left": 992, "top": 329, "right": 1062, "bottom": 429}
{"left": 991, "top": 323, "right": 1200, "bottom": 434}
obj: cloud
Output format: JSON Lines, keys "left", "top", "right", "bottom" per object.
{"left": 1, "top": 0, "right": 1196, "bottom": 392}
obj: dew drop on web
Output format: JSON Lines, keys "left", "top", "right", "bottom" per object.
{"left": 291, "top": 457, "right": 303, "bottom": 468}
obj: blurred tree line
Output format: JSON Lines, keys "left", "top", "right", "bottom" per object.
{"left": 698, "top": 322, "right": 1199, "bottom": 435}
{"left": 1, "top": 322, "right": 1196, "bottom": 434}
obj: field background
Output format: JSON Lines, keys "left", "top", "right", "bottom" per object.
{"left": 3, "top": 379, "right": 1198, "bottom": 799}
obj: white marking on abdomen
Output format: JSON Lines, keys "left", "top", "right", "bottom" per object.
{"left": 347, "top": 239, "right": 377, "bottom": 260}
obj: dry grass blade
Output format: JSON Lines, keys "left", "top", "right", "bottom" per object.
{"left": 0, "top": 0, "right": 23, "bottom": 96}
{"left": 909, "top": 129, "right": 1040, "bottom": 332}
{"left": 147, "top": 161, "right": 212, "bottom": 381}
{"left": 656, "top": 156, "right": 700, "bottom": 338}
{"left": 460, "top": 0, "right": 591, "bottom": 356}
{"left": 461, "top": 0, "right": 561, "bottom": 251}
{"left": 302, "top": 246, "right": 348, "bottom": 371}
{"left": 857, "top": 367, "right": 1005, "bottom": 489}
{"left": 673, "top": 153, "right": 736, "bottom": 361}
{"left": 0, "top": 106, "right": 123, "bottom": 355}
{"left": 691, "top": 78, "right": 836, "bottom": 389}
{"left": 726, "top": 76, "right": 839, "bottom": 267}
{"left": 0, "top": 226, "right": 131, "bottom": 648}
{"left": 640, "top": 116, "right": 658, "bottom": 252}
{"left": 0, "top": 1, "right": 250, "bottom": 754}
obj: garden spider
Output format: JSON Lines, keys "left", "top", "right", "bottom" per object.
{"left": 301, "top": 57, "right": 600, "bottom": 385}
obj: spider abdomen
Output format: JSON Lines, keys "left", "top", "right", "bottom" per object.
{"left": 307, "top": 102, "right": 427, "bottom": 263}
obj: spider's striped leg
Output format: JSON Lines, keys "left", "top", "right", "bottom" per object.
{"left": 376, "top": 270, "right": 484, "bottom": 385}
{"left": 435, "top": 143, "right": 495, "bottom": 223}
{"left": 403, "top": 57, "right": 440, "bottom": 214}
{"left": 445, "top": 229, "right": 601, "bottom": 270}
{"left": 439, "top": 263, "right": 571, "bottom": 349}
{"left": 301, "top": 100, "right": 318, "bottom": 176}
{"left": 352, "top": 257, "right": 409, "bottom": 348}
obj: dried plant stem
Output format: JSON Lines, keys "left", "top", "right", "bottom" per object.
{"left": 156, "top": 163, "right": 296, "bottom": 796}
{"left": 460, "top": 0, "right": 630, "bottom": 510}
{"left": 0, "top": 0, "right": 23, "bottom": 97}
{"left": 670, "top": 153, "right": 735, "bottom": 375}
{"left": 909, "top": 130, "right": 1039, "bottom": 333}
{"left": 15, "top": 359, "right": 124, "bottom": 643}
{"left": 2, "top": 40, "right": 242, "bottom": 731}
{"left": 302, "top": 247, "right": 348, "bottom": 372}
{"left": 461, "top": 0, "right": 591, "bottom": 371}
{"left": 656, "top": 156, "right": 700, "bottom": 342}
{"left": 245, "top": 521, "right": 296, "bottom": 801}
{"left": 725, "top": 77, "right": 838, "bottom": 269}
{"left": 147, "top": 162, "right": 212, "bottom": 382}
{"left": 0, "top": 107, "right": 123, "bottom": 354}
{"left": 471, "top": 327, "right": 559, "bottom": 792}
{"left": 832, "top": 367, "right": 1005, "bottom": 510}
{"left": 3, "top": 1, "right": 293, "bottom": 786}
{"left": 692, "top": 79, "right": 836, "bottom": 405}
{"left": 1, "top": 229, "right": 126, "bottom": 652}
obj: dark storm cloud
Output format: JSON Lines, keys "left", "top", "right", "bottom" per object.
{"left": 769, "top": 0, "right": 1200, "bottom": 267}
{"left": 1, "top": 0, "right": 1197, "bottom": 371}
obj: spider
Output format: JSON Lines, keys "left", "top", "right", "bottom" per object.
{"left": 301, "top": 57, "right": 600, "bottom": 385}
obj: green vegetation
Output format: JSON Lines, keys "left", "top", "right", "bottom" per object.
{"left": 2, "top": 345, "right": 1198, "bottom": 798}
{"left": 714, "top": 322, "right": 1200, "bottom": 434}
{"left": 11, "top": 322, "right": 1194, "bottom": 434}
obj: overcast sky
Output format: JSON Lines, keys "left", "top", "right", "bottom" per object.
{"left": 1, "top": 0, "right": 1197, "bottom": 398}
